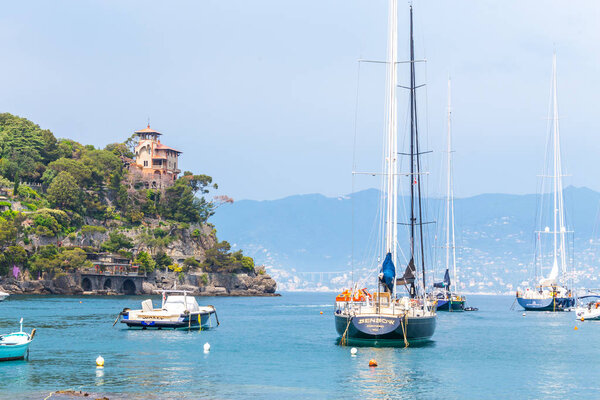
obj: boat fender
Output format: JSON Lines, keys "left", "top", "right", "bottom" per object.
{"left": 29, "top": 329, "right": 36, "bottom": 340}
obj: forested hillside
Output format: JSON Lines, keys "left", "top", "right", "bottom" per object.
{"left": 0, "top": 113, "right": 257, "bottom": 280}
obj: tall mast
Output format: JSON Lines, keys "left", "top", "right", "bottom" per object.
{"left": 409, "top": 6, "right": 427, "bottom": 294}
{"left": 446, "top": 77, "right": 457, "bottom": 289}
{"left": 552, "top": 52, "right": 559, "bottom": 276}
{"left": 551, "top": 52, "right": 568, "bottom": 278}
{"left": 384, "top": 0, "right": 398, "bottom": 274}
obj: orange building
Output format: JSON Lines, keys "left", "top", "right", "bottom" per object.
{"left": 133, "top": 125, "right": 182, "bottom": 189}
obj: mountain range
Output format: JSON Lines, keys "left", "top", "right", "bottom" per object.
{"left": 211, "top": 186, "right": 600, "bottom": 292}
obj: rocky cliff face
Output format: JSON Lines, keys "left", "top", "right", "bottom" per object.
{"left": 0, "top": 270, "right": 278, "bottom": 296}
{"left": 11, "top": 219, "right": 279, "bottom": 296}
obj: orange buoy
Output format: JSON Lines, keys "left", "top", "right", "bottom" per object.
{"left": 369, "top": 359, "right": 378, "bottom": 367}
{"left": 574, "top": 326, "right": 579, "bottom": 331}
{"left": 581, "top": 317, "right": 585, "bottom": 322}
{"left": 320, "top": 311, "right": 323, "bottom": 315}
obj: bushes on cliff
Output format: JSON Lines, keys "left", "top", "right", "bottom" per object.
{"left": 101, "top": 232, "right": 134, "bottom": 253}
{"left": 31, "top": 209, "right": 70, "bottom": 237}
{"left": 134, "top": 251, "right": 156, "bottom": 273}
{"left": 0, "top": 245, "right": 27, "bottom": 276}
{"left": 29, "top": 246, "right": 91, "bottom": 273}
{"left": 201, "top": 241, "right": 255, "bottom": 273}
{"left": 46, "top": 171, "right": 82, "bottom": 211}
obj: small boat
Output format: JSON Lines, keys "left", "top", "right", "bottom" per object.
{"left": 574, "top": 295, "right": 600, "bottom": 320}
{"left": 118, "top": 290, "right": 219, "bottom": 330}
{"left": 0, "top": 291, "right": 9, "bottom": 301}
{"left": 516, "top": 53, "right": 575, "bottom": 312}
{"left": 0, "top": 318, "right": 35, "bottom": 361}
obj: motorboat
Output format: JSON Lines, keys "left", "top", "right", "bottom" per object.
{"left": 0, "top": 291, "right": 9, "bottom": 301}
{"left": 118, "top": 290, "right": 219, "bottom": 330}
{"left": 0, "top": 318, "right": 35, "bottom": 361}
{"left": 574, "top": 295, "right": 600, "bottom": 321}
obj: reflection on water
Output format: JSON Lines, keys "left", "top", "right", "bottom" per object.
{"left": 0, "top": 294, "right": 598, "bottom": 399}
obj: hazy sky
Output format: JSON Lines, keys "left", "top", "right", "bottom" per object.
{"left": 1, "top": 1, "right": 599, "bottom": 200}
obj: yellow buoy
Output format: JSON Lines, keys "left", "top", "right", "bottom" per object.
{"left": 574, "top": 326, "right": 579, "bottom": 331}
{"left": 96, "top": 355, "right": 104, "bottom": 367}
{"left": 581, "top": 317, "right": 585, "bottom": 322}
{"left": 320, "top": 311, "right": 323, "bottom": 315}
{"left": 369, "top": 359, "right": 377, "bottom": 367}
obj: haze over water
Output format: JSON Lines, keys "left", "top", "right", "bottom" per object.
{"left": 0, "top": 293, "right": 595, "bottom": 399}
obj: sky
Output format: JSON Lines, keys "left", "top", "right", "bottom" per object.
{"left": 1, "top": 1, "right": 599, "bottom": 201}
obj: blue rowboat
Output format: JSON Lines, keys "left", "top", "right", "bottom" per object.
{"left": 0, "top": 319, "right": 35, "bottom": 361}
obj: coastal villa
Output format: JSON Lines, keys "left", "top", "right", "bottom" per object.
{"left": 130, "top": 125, "right": 182, "bottom": 189}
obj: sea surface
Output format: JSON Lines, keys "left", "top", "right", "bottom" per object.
{"left": 0, "top": 293, "right": 595, "bottom": 399}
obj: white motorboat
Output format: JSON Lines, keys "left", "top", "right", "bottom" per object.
{"left": 575, "top": 295, "right": 600, "bottom": 321}
{"left": 0, "top": 291, "right": 9, "bottom": 301}
{"left": 117, "top": 290, "right": 219, "bottom": 330}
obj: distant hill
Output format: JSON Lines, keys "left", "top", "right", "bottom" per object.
{"left": 212, "top": 186, "right": 600, "bottom": 292}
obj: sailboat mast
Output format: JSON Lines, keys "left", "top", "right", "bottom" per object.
{"left": 409, "top": 6, "right": 427, "bottom": 294}
{"left": 384, "top": 0, "right": 398, "bottom": 287}
{"left": 445, "top": 78, "right": 451, "bottom": 280}
{"left": 552, "top": 53, "right": 559, "bottom": 275}
{"left": 446, "top": 77, "right": 458, "bottom": 289}
{"left": 552, "top": 53, "right": 568, "bottom": 278}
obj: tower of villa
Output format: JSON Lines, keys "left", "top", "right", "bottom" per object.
{"left": 132, "top": 125, "right": 182, "bottom": 189}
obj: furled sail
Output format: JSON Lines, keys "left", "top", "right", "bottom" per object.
{"left": 396, "top": 258, "right": 415, "bottom": 286}
{"left": 380, "top": 252, "right": 396, "bottom": 292}
{"left": 434, "top": 269, "right": 451, "bottom": 289}
{"left": 539, "top": 259, "right": 559, "bottom": 286}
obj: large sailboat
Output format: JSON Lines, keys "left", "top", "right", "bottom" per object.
{"left": 516, "top": 53, "right": 575, "bottom": 312}
{"left": 430, "top": 78, "right": 465, "bottom": 312}
{"left": 334, "top": 3, "right": 436, "bottom": 346}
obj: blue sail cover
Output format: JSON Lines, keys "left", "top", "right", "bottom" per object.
{"left": 381, "top": 252, "right": 396, "bottom": 292}
{"left": 434, "top": 269, "right": 451, "bottom": 289}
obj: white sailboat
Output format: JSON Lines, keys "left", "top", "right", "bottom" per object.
{"left": 334, "top": 3, "right": 436, "bottom": 346}
{"left": 516, "top": 53, "right": 575, "bottom": 311}
{"left": 430, "top": 78, "right": 465, "bottom": 311}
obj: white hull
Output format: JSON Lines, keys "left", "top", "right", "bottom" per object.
{"left": 0, "top": 292, "right": 9, "bottom": 301}
{"left": 575, "top": 305, "right": 600, "bottom": 320}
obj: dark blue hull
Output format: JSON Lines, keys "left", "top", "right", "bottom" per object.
{"left": 436, "top": 299, "right": 465, "bottom": 312}
{"left": 121, "top": 311, "right": 215, "bottom": 329}
{"left": 334, "top": 313, "right": 436, "bottom": 346}
{"left": 517, "top": 297, "right": 574, "bottom": 311}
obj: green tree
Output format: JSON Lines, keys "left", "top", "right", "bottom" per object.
{"left": 134, "top": 251, "right": 156, "bottom": 273}
{"left": 44, "top": 158, "right": 92, "bottom": 186}
{"left": 0, "top": 245, "right": 27, "bottom": 275}
{"left": 46, "top": 171, "right": 81, "bottom": 211}
{"left": 101, "top": 232, "right": 134, "bottom": 253}
{"left": 55, "top": 248, "right": 90, "bottom": 271}
{"left": 0, "top": 218, "right": 17, "bottom": 249}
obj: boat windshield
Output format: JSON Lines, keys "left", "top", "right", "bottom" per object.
{"left": 164, "top": 295, "right": 200, "bottom": 313}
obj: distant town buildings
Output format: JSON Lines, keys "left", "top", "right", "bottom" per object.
{"left": 130, "top": 125, "right": 182, "bottom": 189}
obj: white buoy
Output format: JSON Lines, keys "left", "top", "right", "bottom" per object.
{"left": 96, "top": 355, "right": 104, "bottom": 367}
{"left": 203, "top": 342, "right": 210, "bottom": 353}
{"left": 522, "top": 312, "right": 526, "bottom": 317}
{"left": 350, "top": 348, "right": 358, "bottom": 356}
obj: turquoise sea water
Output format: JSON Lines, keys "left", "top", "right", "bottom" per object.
{"left": 0, "top": 293, "right": 595, "bottom": 399}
